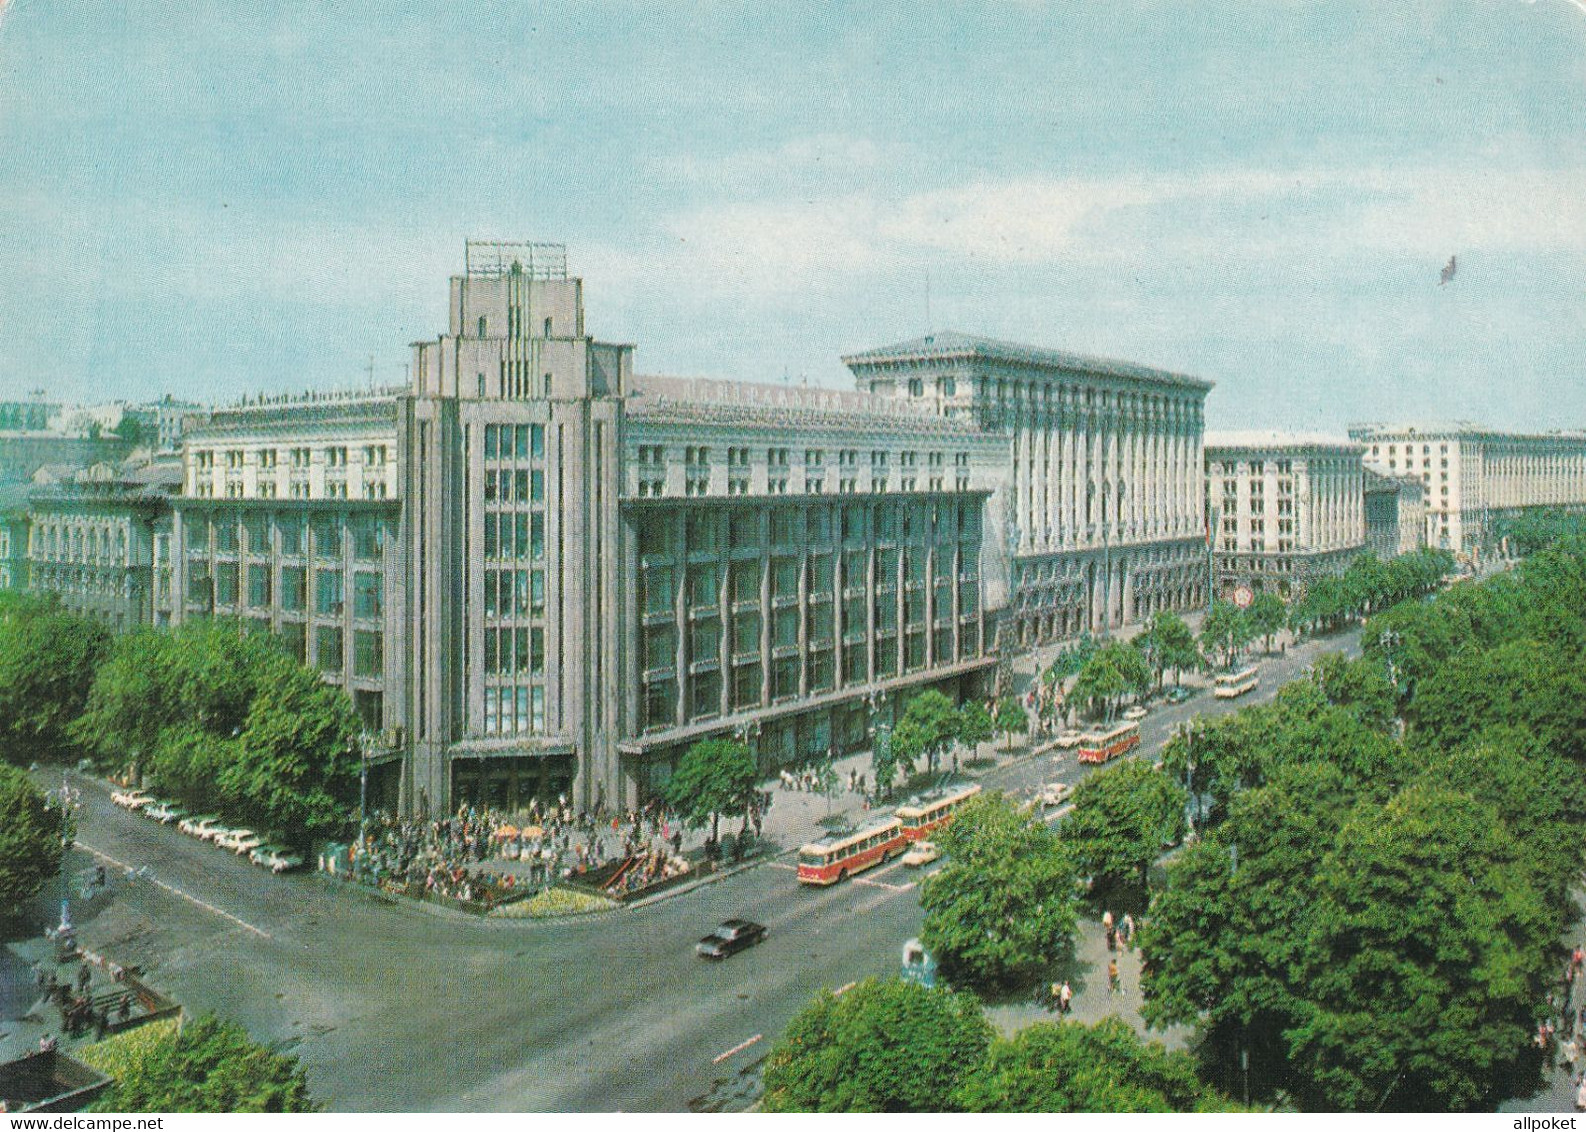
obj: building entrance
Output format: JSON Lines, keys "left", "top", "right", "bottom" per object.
{"left": 451, "top": 754, "right": 575, "bottom": 813}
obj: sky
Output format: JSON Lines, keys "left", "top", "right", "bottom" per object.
{"left": 0, "top": 0, "right": 1582, "bottom": 432}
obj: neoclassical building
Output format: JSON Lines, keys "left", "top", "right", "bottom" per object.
{"left": 842, "top": 333, "right": 1211, "bottom": 648}
{"left": 1203, "top": 432, "right": 1365, "bottom": 598}
{"left": 1350, "top": 423, "right": 1586, "bottom": 557}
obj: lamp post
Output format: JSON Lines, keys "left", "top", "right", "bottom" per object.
{"left": 356, "top": 731, "right": 374, "bottom": 838}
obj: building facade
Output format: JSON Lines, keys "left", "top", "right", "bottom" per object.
{"left": 1204, "top": 432, "right": 1365, "bottom": 599}
{"left": 1349, "top": 424, "right": 1586, "bottom": 557}
{"left": 1362, "top": 468, "right": 1426, "bottom": 560}
{"left": 842, "top": 333, "right": 1211, "bottom": 650}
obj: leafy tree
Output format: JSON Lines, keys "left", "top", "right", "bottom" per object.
{"left": 871, "top": 725, "right": 898, "bottom": 799}
{"left": 891, "top": 690, "right": 963, "bottom": 774}
{"left": 955, "top": 1018, "right": 1246, "bottom": 1113}
{"left": 1059, "top": 759, "right": 1185, "bottom": 903}
{"left": 0, "top": 604, "right": 110, "bottom": 763}
{"left": 1070, "top": 642, "right": 1150, "bottom": 721}
{"left": 663, "top": 737, "right": 757, "bottom": 844}
{"left": 955, "top": 700, "right": 993, "bottom": 758}
{"left": 1408, "top": 637, "right": 1586, "bottom": 764}
{"left": 1147, "top": 610, "right": 1200, "bottom": 688}
{"left": 920, "top": 792, "right": 1079, "bottom": 987}
{"left": 1197, "top": 600, "right": 1249, "bottom": 670}
{"left": 1246, "top": 592, "right": 1286, "bottom": 654}
{"left": 0, "top": 763, "right": 70, "bottom": 914}
{"left": 113, "top": 414, "right": 148, "bottom": 447}
{"left": 90, "top": 1014, "right": 315, "bottom": 1113}
{"left": 761, "top": 978, "right": 992, "bottom": 1112}
{"left": 991, "top": 694, "right": 1028, "bottom": 750}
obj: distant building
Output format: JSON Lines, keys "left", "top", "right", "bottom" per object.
{"left": 1349, "top": 423, "right": 1586, "bottom": 558}
{"left": 0, "top": 395, "right": 58, "bottom": 432}
{"left": 0, "top": 483, "right": 30, "bottom": 591}
{"left": 1203, "top": 432, "right": 1365, "bottom": 599}
{"left": 1362, "top": 468, "right": 1426, "bottom": 559}
{"left": 843, "top": 332, "right": 1211, "bottom": 649}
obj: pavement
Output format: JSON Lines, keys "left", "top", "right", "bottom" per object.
{"left": 1, "top": 624, "right": 1365, "bottom": 1112}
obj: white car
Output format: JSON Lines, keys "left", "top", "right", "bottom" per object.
{"left": 249, "top": 846, "right": 305, "bottom": 874}
{"left": 219, "top": 829, "right": 263, "bottom": 855}
{"left": 902, "top": 841, "right": 941, "bottom": 868}
{"left": 111, "top": 788, "right": 153, "bottom": 810}
{"left": 1037, "top": 782, "right": 1072, "bottom": 807}
{"left": 1122, "top": 705, "right": 1149, "bottom": 721}
{"left": 1054, "top": 730, "right": 1085, "bottom": 750}
{"left": 179, "top": 815, "right": 223, "bottom": 839}
{"left": 143, "top": 801, "right": 188, "bottom": 824}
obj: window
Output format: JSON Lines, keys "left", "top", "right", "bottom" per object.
{"left": 478, "top": 316, "right": 487, "bottom": 338}
{"left": 354, "top": 572, "right": 383, "bottom": 619}
{"left": 281, "top": 567, "right": 306, "bottom": 611}
{"left": 247, "top": 565, "right": 272, "bottom": 608}
{"left": 316, "top": 569, "right": 343, "bottom": 616}
{"left": 354, "top": 631, "right": 382, "bottom": 678}
{"left": 316, "top": 626, "right": 343, "bottom": 673}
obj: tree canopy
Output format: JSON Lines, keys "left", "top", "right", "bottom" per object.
{"left": 991, "top": 694, "right": 1028, "bottom": 749}
{"left": 1197, "top": 600, "right": 1250, "bottom": 671}
{"left": 761, "top": 978, "right": 993, "bottom": 1112}
{"left": 891, "top": 690, "right": 962, "bottom": 775}
{"left": 1070, "top": 642, "right": 1151, "bottom": 722}
{"left": 663, "top": 737, "right": 757, "bottom": 843}
{"left": 0, "top": 764, "right": 70, "bottom": 914}
{"left": 87, "top": 1014, "right": 315, "bottom": 1113}
{"left": 919, "top": 792, "right": 1078, "bottom": 988}
{"left": 1059, "top": 758, "right": 1185, "bottom": 904}
{"left": 0, "top": 599, "right": 111, "bottom": 764}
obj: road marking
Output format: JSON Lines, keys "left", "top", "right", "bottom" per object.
{"left": 712, "top": 1033, "right": 763, "bottom": 1064}
{"left": 853, "top": 877, "right": 915, "bottom": 893}
{"left": 77, "top": 842, "right": 274, "bottom": 941}
{"left": 834, "top": 981, "right": 857, "bottom": 996}
{"left": 1042, "top": 804, "right": 1076, "bottom": 824}
{"left": 767, "top": 862, "right": 798, "bottom": 872}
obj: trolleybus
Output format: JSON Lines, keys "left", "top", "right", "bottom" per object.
{"left": 894, "top": 783, "right": 983, "bottom": 842}
{"left": 1213, "top": 666, "right": 1260, "bottom": 700}
{"left": 1076, "top": 720, "right": 1141, "bottom": 764}
{"left": 797, "top": 816, "right": 906, "bottom": 885}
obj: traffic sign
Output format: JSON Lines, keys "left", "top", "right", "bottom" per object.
{"left": 1232, "top": 585, "right": 1253, "bottom": 609}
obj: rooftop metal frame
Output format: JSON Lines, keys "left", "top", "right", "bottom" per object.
{"left": 465, "top": 240, "right": 568, "bottom": 279}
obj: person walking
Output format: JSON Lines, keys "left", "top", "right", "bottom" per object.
{"left": 1122, "top": 912, "right": 1136, "bottom": 951}
{"left": 1108, "top": 959, "right": 1121, "bottom": 995}
{"left": 1059, "top": 980, "right": 1073, "bottom": 1015}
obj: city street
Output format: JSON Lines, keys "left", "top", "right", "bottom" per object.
{"left": 37, "top": 628, "right": 1360, "bottom": 1112}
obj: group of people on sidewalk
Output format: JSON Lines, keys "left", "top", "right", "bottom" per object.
{"left": 1541, "top": 945, "right": 1586, "bottom": 1110}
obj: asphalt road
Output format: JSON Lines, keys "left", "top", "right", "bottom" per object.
{"left": 48, "top": 627, "right": 1362, "bottom": 1112}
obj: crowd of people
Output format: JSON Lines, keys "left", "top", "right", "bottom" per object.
{"left": 32, "top": 961, "right": 133, "bottom": 1044}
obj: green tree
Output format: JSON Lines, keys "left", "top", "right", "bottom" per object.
{"left": 891, "top": 690, "right": 962, "bottom": 774}
{"left": 920, "top": 792, "right": 1079, "bottom": 987}
{"left": 955, "top": 700, "right": 993, "bottom": 759}
{"left": 955, "top": 1018, "right": 1246, "bottom": 1113}
{"left": 871, "top": 725, "right": 897, "bottom": 799}
{"left": 991, "top": 694, "right": 1028, "bottom": 750}
{"left": 90, "top": 1014, "right": 315, "bottom": 1113}
{"left": 0, "top": 604, "right": 110, "bottom": 764}
{"left": 1060, "top": 759, "right": 1185, "bottom": 903}
{"left": 1070, "top": 642, "right": 1149, "bottom": 721}
{"left": 761, "top": 978, "right": 993, "bottom": 1112}
{"left": 663, "top": 737, "right": 757, "bottom": 844}
{"left": 1246, "top": 592, "right": 1286, "bottom": 654}
{"left": 1147, "top": 610, "right": 1200, "bottom": 688}
{"left": 1197, "top": 600, "right": 1249, "bottom": 670}
{"left": 113, "top": 414, "right": 148, "bottom": 447}
{"left": 0, "top": 764, "right": 70, "bottom": 914}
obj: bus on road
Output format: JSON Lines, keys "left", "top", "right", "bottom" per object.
{"left": 1077, "top": 721, "right": 1141, "bottom": 764}
{"left": 894, "top": 783, "right": 983, "bottom": 842}
{"left": 1213, "top": 666, "right": 1260, "bottom": 699}
{"left": 797, "top": 817, "right": 906, "bottom": 885}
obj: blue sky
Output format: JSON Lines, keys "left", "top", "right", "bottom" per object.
{"left": 1, "top": 1, "right": 1582, "bottom": 431}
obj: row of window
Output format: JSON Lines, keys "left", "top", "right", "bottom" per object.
{"left": 483, "top": 424, "right": 546, "bottom": 461}
{"left": 637, "top": 504, "right": 980, "bottom": 559}
{"left": 195, "top": 445, "right": 386, "bottom": 471}
{"left": 184, "top": 515, "right": 387, "bottom": 560}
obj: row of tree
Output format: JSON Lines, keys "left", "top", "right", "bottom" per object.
{"left": 761, "top": 977, "right": 1248, "bottom": 1112}
{"left": 879, "top": 690, "right": 1027, "bottom": 795}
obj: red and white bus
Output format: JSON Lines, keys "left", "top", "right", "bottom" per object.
{"left": 1077, "top": 721, "right": 1141, "bottom": 764}
{"left": 894, "top": 783, "right": 983, "bottom": 842}
{"left": 1213, "top": 666, "right": 1260, "bottom": 700}
{"left": 797, "top": 817, "right": 906, "bottom": 885}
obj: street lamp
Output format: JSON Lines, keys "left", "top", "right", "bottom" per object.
{"left": 356, "top": 731, "right": 374, "bottom": 838}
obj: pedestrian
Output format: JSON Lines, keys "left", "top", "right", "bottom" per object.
{"left": 1576, "top": 1073, "right": 1586, "bottom": 1113}
{"left": 1059, "top": 980, "right": 1073, "bottom": 1014}
{"left": 1106, "top": 926, "right": 1116, "bottom": 952}
{"left": 1565, "top": 1036, "right": 1580, "bottom": 1075}
{"left": 1108, "top": 959, "right": 1121, "bottom": 994}
{"left": 1122, "top": 913, "right": 1136, "bottom": 951}
{"left": 1102, "top": 909, "right": 1114, "bottom": 933}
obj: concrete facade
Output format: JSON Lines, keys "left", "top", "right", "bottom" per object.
{"left": 1350, "top": 424, "right": 1586, "bottom": 558}
{"left": 1362, "top": 468, "right": 1426, "bottom": 560}
{"left": 842, "top": 333, "right": 1211, "bottom": 650}
{"left": 1204, "top": 432, "right": 1365, "bottom": 599}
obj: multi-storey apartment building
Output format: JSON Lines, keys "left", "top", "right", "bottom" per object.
{"left": 842, "top": 333, "right": 1210, "bottom": 648}
{"left": 1362, "top": 468, "right": 1426, "bottom": 560}
{"left": 1349, "top": 424, "right": 1586, "bottom": 557}
{"left": 25, "top": 461, "right": 179, "bottom": 630}
{"left": 1203, "top": 432, "right": 1365, "bottom": 599}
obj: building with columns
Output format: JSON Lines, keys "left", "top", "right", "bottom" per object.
{"left": 1203, "top": 432, "right": 1365, "bottom": 599}
{"left": 1349, "top": 424, "right": 1586, "bottom": 558}
{"left": 1362, "top": 468, "right": 1426, "bottom": 560}
{"left": 842, "top": 333, "right": 1211, "bottom": 649}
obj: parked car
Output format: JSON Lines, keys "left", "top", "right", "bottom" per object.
{"left": 111, "top": 788, "right": 153, "bottom": 810}
{"left": 902, "top": 840, "right": 941, "bottom": 867}
{"left": 179, "top": 815, "right": 223, "bottom": 839}
{"left": 1037, "top": 782, "right": 1072, "bottom": 807}
{"left": 1165, "top": 686, "right": 1193, "bottom": 705}
{"left": 249, "top": 845, "right": 305, "bottom": 874}
{"left": 143, "top": 801, "right": 187, "bottom": 824}
{"left": 696, "top": 919, "right": 767, "bottom": 959}
{"left": 1122, "top": 704, "right": 1149, "bottom": 721}
{"left": 1054, "top": 730, "right": 1085, "bottom": 750}
{"left": 219, "top": 829, "right": 264, "bottom": 855}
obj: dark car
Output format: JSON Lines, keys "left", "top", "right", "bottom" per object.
{"left": 696, "top": 918, "right": 767, "bottom": 959}
{"left": 1166, "top": 686, "right": 1194, "bottom": 705}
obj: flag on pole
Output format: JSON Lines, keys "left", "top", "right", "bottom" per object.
{"left": 1440, "top": 255, "right": 1457, "bottom": 286}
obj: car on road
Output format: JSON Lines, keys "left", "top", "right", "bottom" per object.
{"left": 1122, "top": 704, "right": 1149, "bottom": 721}
{"left": 179, "top": 814, "right": 223, "bottom": 839}
{"left": 1165, "top": 686, "right": 1193, "bottom": 705}
{"left": 1054, "top": 729, "right": 1085, "bottom": 750}
{"left": 111, "top": 788, "right": 153, "bottom": 810}
{"left": 1036, "top": 782, "right": 1072, "bottom": 807}
{"left": 219, "top": 829, "right": 264, "bottom": 855}
{"left": 696, "top": 919, "right": 767, "bottom": 959}
{"left": 143, "top": 801, "right": 187, "bottom": 824}
{"left": 902, "top": 840, "right": 941, "bottom": 867}
{"left": 249, "top": 845, "right": 305, "bottom": 874}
